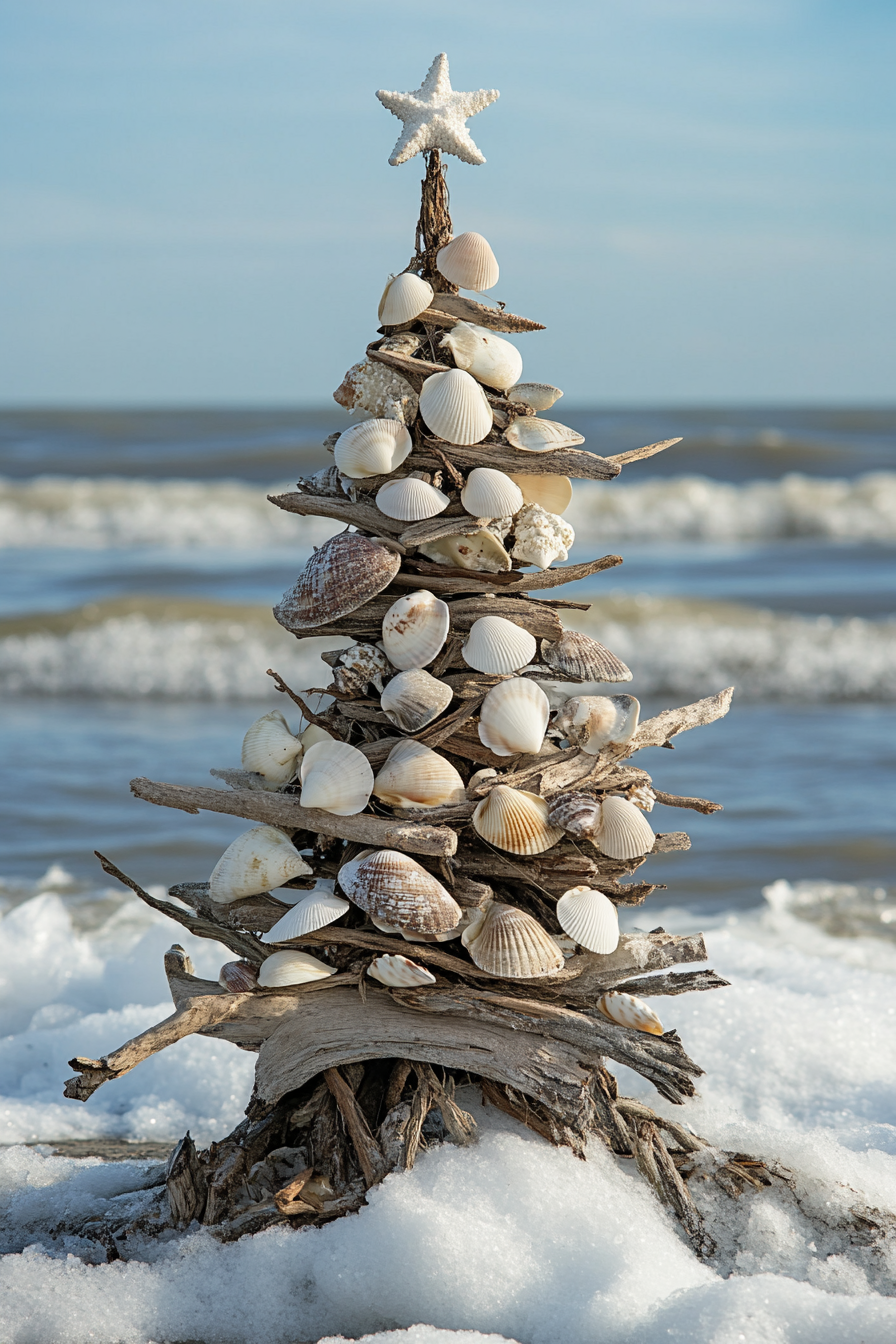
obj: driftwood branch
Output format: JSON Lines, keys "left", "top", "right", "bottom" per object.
{"left": 421, "top": 291, "right": 545, "bottom": 333}
{"left": 605, "top": 437, "right": 682, "bottom": 466}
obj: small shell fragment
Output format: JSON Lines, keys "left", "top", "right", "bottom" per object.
{"left": 367, "top": 954, "right": 437, "bottom": 988}
{"left": 553, "top": 695, "right": 640, "bottom": 755}
{"left": 598, "top": 991, "right": 664, "bottom": 1036}
{"left": 628, "top": 784, "right": 656, "bottom": 812}
{"left": 332, "top": 642, "right": 392, "bottom": 696}
{"left": 547, "top": 792, "right": 602, "bottom": 841}
{"left": 507, "top": 383, "right": 563, "bottom": 412}
{"left": 556, "top": 886, "right": 619, "bottom": 954}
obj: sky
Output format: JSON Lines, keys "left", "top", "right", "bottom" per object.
{"left": 0, "top": 0, "right": 893, "bottom": 406}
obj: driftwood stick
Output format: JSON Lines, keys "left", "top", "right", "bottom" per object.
{"left": 652, "top": 790, "right": 723, "bottom": 815}
{"left": 627, "top": 688, "right": 735, "bottom": 753}
{"left": 266, "top": 670, "right": 335, "bottom": 729}
{"left": 267, "top": 492, "right": 404, "bottom": 537}
{"left": 421, "top": 291, "right": 545, "bottom": 333}
{"left": 389, "top": 554, "right": 623, "bottom": 596}
{"left": 605, "top": 437, "right": 682, "bottom": 467}
{"left": 611, "top": 969, "right": 730, "bottom": 997}
{"left": 324, "top": 1067, "right": 386, "bottom": 1187}
{"left": 416, "top": 440, "right": 620, "bottom": 482}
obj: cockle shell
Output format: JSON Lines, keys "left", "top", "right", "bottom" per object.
{"left": 369, "top": 912, "right": 469, "bottom": 944}
{"left": 218, "top": 960, "right": 259, "bottom": 993}
{"left": 373, "top": 738, "right": 466, "bottom": 809}
{"left": 477, "top": 678, "right": 550, "bottom": 756}
{"left": 366, "top": 954, "right": 437, "bottom": 988}
{"left": 597, "top": 794, "right": 655, "bottom": 860}
{"left": 300, "top": 723, "right": 334, "bottom": 750}
{"left": 547, "top": 792, "right": 602, "bottom": 841}
{"left": 511, "top": 504, "right": 575, "bottom": 570}
{"left": 241, "top": 710, "right": 303, "bottom": 787}
{"left": 380, "top": 668, "right": 453, "bottom": 733}
{"left": 418, "top": 529, "right": 511, "bottom": 573}
{"left": 507, "top": 383, "right": 563, "bottom": 412}
{"left": 338, "top": 849, "right": 462, "bottom": 934}
{"left": 556, "top": 886, "right": 620, "bottom": 954}
{"left": 376, "top": 476, "right": 450, "bottom": 522}
{"left": 540, "top": 631, "right": 632, "bottom": 684}
{"left": 332, "top": 642, "right": 392, "bottom": 696}
{"left": 462, "top": 901, "right": 564, "bottom": 979}
{"left": 628, "top": 784, "right": 656, "bottom": 812}
{"left": 257, "top": 949, "right": 335, "bottom": 988}
{"left": 333, "top": 358, "right": 418, "bottom": 424}
{"left": 436, "top": 232, "right": 499, "bottom": 292}
{"left": 261, "top": 889, "right": 350, "bottom": 943}
{"left": 504, "top": 418, "right": 585, "bottom": 453}
{"left": 299, "top": 739, "right": 374, "bottom": 815}
{"left": 381, "top": 590, "right": 450, "bottom": 670}
{"left": 472, "top": 785, "right": 564, "bottom": 856}
{"left": 508, "top": 473, "right": 573, "bottom": 515}
{"left": 462, "top": 615, "right": 537, "bottom": 675}
{"left": 598, "top": 991, "right": 664, "bottom": 1036}
{"left": 209, "top": 825, "right": 312, "bottom": 904}
{"left": 378, "top": 273, "right": 434, "bottom": 326}
{"left": 333, "top": 418, "right": 413, "bottom": 479}
{"left": 440, "top": 323, "right": 523, "bottom": 393}
{"left": 275, "top": 533, "right": 401, "bottom": 630}
{"left": 419, "top": 369, "right": 493, "bottom": 446}
{"left": 553, "top": 695, "right": 640, "bottom": 755}
{"left": 460, "top": 467, "right": 524, "bottom": 520}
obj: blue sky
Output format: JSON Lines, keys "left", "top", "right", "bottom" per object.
{"left": 0, "top": 0, "right": 893, "bottom": 405}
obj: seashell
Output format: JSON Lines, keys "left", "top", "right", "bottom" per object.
{"left": 598, "top": 991, "right": 664, "bottom": 1036}
{"left": 209, "top": 825, "right": 312, "bottom": 903}
{"left": 369, "top": 912, "right": 468, "bottom": 944}
{"left": 419, "top": 368, "right": 493, "bottom": 445}
{"left": 507, "top": 383, "right": 563, "bottom": 412}
{"left": 275, "top": 533, "right": 401, "bottom": 630}
{"left": 467, "top": 767, "right": 498, "bottom": 796}
{"left": 472, "top": 785, "right": 564, "bottom": 856}
{"left": 511, "top": 503, "right": 575, "bottom": 570}
{"left": 333, "top": 419, "right": 413, "bottom": 479}
{"left": 436, "top": 232, "right": 499, "bottom": 291}
{"left": 376, "top": 476, "right": 450, "bottom": 522}
{"left": 262, "top": 888, "right": 350, "bottom": 943}
{"left": 547, "top": 792, "right": 602, "bottom": 841}
{"left": 299, "top": 739, "right": 374, "bottom": 815}
{"left": 241, "top": 710, "right": 303, "bottom": 787}
{"left": 257, "top": 949, "right": 335, "bottom": 988}
{"left": 332, "top": 642, "right": 392, "bottom": 696}
{"left": 381, "top": 590, "right": 450, "bottom": 670}
{"left": 504, "top": 418, "right": 585, "bottom": 453}
{"left": 418, "top": 529, "right": 511, "bottom": 573}
{"left": 300, "top": 723, "right": 334, "bottom": 750}
{"left": 541, "top": 631, "right": 632, "bottom": 684}
{"left": 460, "top": 467, "right": 524, "bottom": 520}
{"left": 507, "top": 473, "right": 572, "bottom": 515}
{"left": 478, "top": 678, "right": 550, "bottom": 757}
{"left": 373, "top": 738, "right": 466, "bottom": 809}
{"left": 334, "top": 357, "right": 418, "bottom": 424}
{"left": 339, "top": 849, "right": 462, "bottom": 934}
{"left": 553, "top": 695, "right": 640, "bottom": 755}
{"left": 218, "top": 960, "right": 259, "bottom": 993}
{"left": 378, "top": 272, "right": 434, "bottom": 326}
{"left": 596, "top": 794, "right": 655, "bottom": 860}
{"left": 462, "top": 615, "right": 537, "bottom": 675}
{"left": 556, "top": 886, "right": 619, "bottom": 954}
{"left": 440, "top": 323, "right": 523, "bottom": 392}
{"left": 462, "top": 901, "right": 564, "bottom": 979}
{"left": 366, "top": 954, "right": 437, "bottom": 988}
{"left": 628, "top": 784, "right": 656, "bottom": 812}
{"left": 380, "top": 668, "right": 453, "bottom": 733}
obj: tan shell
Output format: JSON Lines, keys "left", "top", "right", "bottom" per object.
{"left": 460, "top": 467, "right": 524, "bottom": 520}
{"left": 241, "top": 710, "right": 303, "bottom": 787}
{"left": 419, "top": 369, "right": 493, "bottom": 445}
{"left": 598, "top": 991, "right": 664, "bottom": 1036}
{"left": 333, "top": 357, "right": 418, "bottom": 424}
{"left": 380, "top": 669, "right": 453, "bottom": 733}
{"left": 257, "top": 949, "right": 335, "bottom": 988}
{"left": 462, "top": 901, "right": 564, "bottom": 979}
{"left": 381, "top": 590, "right": 450, "bottom": 671}
{"left": 275, "top": 534, "right": 401, "bottom": 631}
{"left": 477, "top": 677, "right": 550, "bottom": 757}
{"left": 218, "top": 960, "right": 259, "bottom": 993}
{"left": 508, "top": 473, "right": 573, "bottom": 515}
{"left": 333, "top": 419, "right": 413, "bottom": 479}
{"left": 472, "top": 785, "right": 564, "bottom": 856}
{"left": 366, "top": 954, "right": 437, "bottom": 988}
{"left": 504, "top": 418, "right": 585, "bottom": 453}
{"left": 553, "top": 695, "right": 640, "bottom": 755}
{"left": 376, "top": 476, "right": 450, "bottom": 522}
{"left": 440, "top": 323, "right": 523, "bottom": 392}
{"left": 373, "top": 738, "right": 466, "bottom": 810}
{"left": 299, "top": 739, "right": 374, "bottom": 815}
{"left": 507, "top": 383, "right": 563, "bottom": 412}
{"left": 556, "top": 886, "right": 619, "bottom": 954}
{"left": 378, "top": 272, "right": 434, "bottom": 326}
{"left": 547, "top": 792, "right": 602, "bottom": 841}
{"left": 436, "top": 232, "right": 499, "bottom": 291}
{"left": 209, "top": 825, "right": 312, "bottom": 903}
{"left": 597, "top": 794, "right": 656, "bottom": 860}
{"left": 540, "top": 631, "right": 632, "bottom": 683}
{"left": 338, "top": 849, "right": 462, "bottom": 934}
{"left": 462, "top": 615, "right": 537, "bottom": 675}
{"left": 628, "top": 784, "right": 656, "bottom": 812}
{"left": 418, "top": 529, "right": 511, "bottom": 573}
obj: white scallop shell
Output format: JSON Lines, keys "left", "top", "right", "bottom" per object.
{"left": 378, "top": 272, "right": 434, "bottom": 326}
{"left": 366, "top": 954, "right": 437, "bottom": 988}
{"left": 419, "top": 369, "right": 493, "bottom": 445}
{"left": 555, "top": 886, "right": 620, "bottom": 954}
{"left": 436, "top": 232, "right": 499, "bottom": 291}
{"left": 299, "top": 739, "right": 374, "bottom": 815}
{"left": 339, "top": 849, "right": 462, "bottom": 934}
{"left": 440, "top": 323, "right": 523, "bottom": 392}
{"left": 462, "top": 901, "right": 563, "bottom": 979}
{"left": 334, "top": 418, "right": 413, "bottom": 478}
{"left": 240, "top": 710, "right": 303, "bottom": 787}
{"left": 462, "top": 615, "right": 537, "bottom": 675}
{"left": 553, "top": 695, "right": 640, "bottom": 755}
{"left": 460, "top": 467, "right": 524, "bottom": 520}
{"left": 598, "top": 991, "right": 664, "bottom": 1036}
{"left": 418, "top": 529, "right": 511, "bottom": 573}
{"left": 507, "top": 473, "right": 573, "bottom": 515}
{"left": 477, "top": 678, "right": 550, "bottom": 756}
{"left": 209, "top": 825, "right": 312, "bottom": 904}
{"left": 373, "top": 738, "right": 466, "bottom": 810}
{"left": 472, "top": 785, "right": 564, "bottom": 856}
{"left": 261, "top": 889, "right": 350, "bottom": 943}
{"left": 597, "top": 794, "right": 656, "bottom": 860}
{"left": 381, "top": 590, "right": 450, "bottom": 670}
{"left": 504, "top": 418, "right": 585, "bottom": 453}
{"left": 376, "top": 476, "right": 450, "bottom": 522}
{"left": 257, "top": 949, "right": 335, "bottom": 988}
{"left": 507, "top": 383, "right": 563, "bottom": 412}
{"left": 380, "top": 668, "right": 453, "bottom": 733}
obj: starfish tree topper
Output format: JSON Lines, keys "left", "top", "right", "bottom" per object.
{"left": 376, "top": 53, "right": 499, "bottom": 167}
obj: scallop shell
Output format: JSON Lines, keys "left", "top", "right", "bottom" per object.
{"left": 462, "top": 901, "right": 563, "bottom": 979}
{"left": 333, "top": 418, "right": 413, "bottom": 479}
{"left": 504, "top": 418, "right": 585, "bottom": 453}
{"left": 419, "top": 369, "right": 493, "bottom": 446}
{"left": 472, "top": 785, "right": 564, "bottom": 856}
{"left": 507, "top": 383, "right": 563, "bottom": 412}
{"left": 418, "top": 529, "right": 511, "bottom": 573}
{"left": 378, "top": 273, "right": 434, "bottom": 326}
{"left": 381, "top": 590, "right": 450, "bottom": 671}
{"left": 218, "top": 960, "right": 259, "bottom": 993}
{"left": 440, "top": 323, "right": 523, "bottom": 392}
{"left": 460, "top": 467, "right": 524, "bottom": 520}
{"left": 275, "top": 533, "right": 401, "bottom": 631}
{"left": 241, "top": 710, "right": 303, "bottom": 787}
{"left": 507, "top": 473, "right": 573, "bottom": 515}
{"left": 462, "top": 615, "right": 537, "bottom": 675}
{"left": 478, "top": 678, "right": 550, "bottom": 756}
{"left": 598, "top": 991, "right": 664, "bottom": 1036}
{"left": 209, "top": 825, "right": 312, "bottom": 904}
{"left": 339, "top": 849, "right": 462, "bottom": 934}
{"left": 299, "top": 739, "right": 374, "bottom": 815}
{"left": 596, "top": 794, "right": 655, "bottom": 860}
{"left": 366, "top": 954, "right": 437, "bottom": 988}
{"left": 553, "top": 695, "right": 640, "bottom": 755}
{"left": 373, "top": 738, "right": 466, "bottom": 809}
{"left": 380, "top": 669, "right": 453, "bottom": 733}
{"left": 547, "top": 792, "right": 602, "bottom": 841}
{"left": 257, "top": 949, "right": 335, "bottom": 988}
{"left": 376, "top": 476, "right": 450, "bottom": 522}
{"left": 332, "top": 642, "right": 392, "bottom": 696}
{"left": 261, "top": 889, "right": 350, "bottom": 943}
{"left": 540, "top": 631, "right": 632, "bottom": 683}
{"left": 556, "top": 886, "right": 620, "bottom": 954}
{"left": 436, "top": 232, "right": 499, "bottom": 291}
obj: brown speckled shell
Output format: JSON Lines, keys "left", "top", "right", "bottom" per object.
{"left": 547, "top": 791, "right": 602, "bottom": 841}
{"left": 274, "top": 534, "right": 401, "bottom": 631}
{"left": 218, "top": 961, "right": 259, "bottom": 994}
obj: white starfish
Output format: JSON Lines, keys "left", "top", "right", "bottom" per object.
{"left": 377, "top": 53, "right": 499, "bottom": 167}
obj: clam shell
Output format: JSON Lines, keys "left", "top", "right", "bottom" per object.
{"left": 460, "top": 467, "right": 524, "bottom": 520}
{"left": 381, "top": 590, "right": 450, "bottom": 670}
{"left": 209, "top": 825, "right": 312, "bottom": 904}
{"left": 556, "top": 886, "right": 619, "bottom": 954}
{"left": 598, "top": 991, "right": 664, "bottom": 1036}
{"left": 553, "top": 695, "right": 640, "bottom": 755}
{"left": 462, "top": 901, "right": 564, "bottom": 979}
{"left": 508, "top": 473, "right": 573, "bottom": 515}
{"left": 478, "top": 678, "right": 549, "bottom": 756}
{"left": 504, "top": 418, "right": 585, "bottom": 453}
{"left": 419, "top": 369, "right": 493, "bottom": 445}
{"left": 218, "top": 960, "right": 259, "bottom": 993}
{"left": 333, "top": 418, "right": 413, "bottom": 479}
{"left": 262, "top": 889, "right": 350, "bottom": 943}
{"left": 370, "top": 912, "right": 469, "bottom": 944}
{"left": 378, "top": 272, "right": 434, "bottom": 326}
{"left": 547, "top": 792, "right": 602, "bottom": 841}
{"left": 440, "top": 323, "right": 523, "bottom": 392}
{"left": 436, "top": 232, "right": 499, "bottom": 291}
{"left": 332, "top": 642, "right": 392, "bottom": 696}
{"left": 472, "top": 785, "right": 564, "bottom": 856}
{"left": 597, "top": 794, "right": 655, "bottom": 860}
{"left": 540, "top": 631, "right": 632, "bottom": 683}
{"left": 257, "top": 949, "right": 335, "bottom": 988}
{"left": 373, "top": 737, "right": 466, "bottom": 809}
{"left": 241, "top": 710, "right": 303, "bottom": 787}
{"left": 275, "top": 533, "right": 401, "bottom": 630}
{"left": 418, "top": 529, "right": 511, "bottom": 573}
{"left": 462, "top": 615, "right": 537, "bottom": 675}
{"left": 300, "top": 723, "right": 335, "bottom": 750}
{"left": 299, "top": 739, "right": 374, "bottom": 815}
{"left": 507, "top": 383, "right": 563, "bottom": 412}
{"left": 366, "top": 954, "right": 437, "bottom": 988}
{"left": 339, "top": 849, "right": 462, "bottom": 934}
{"left": 380, "top": 668, "right": 453, "bottom": 733}
{"left": 376, "top": 476, "right": 450, "bottom": 522}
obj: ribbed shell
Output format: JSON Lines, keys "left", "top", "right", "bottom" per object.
{"left": 541, "top": 631, "right": 632, "bottom": 683}
{"left": 462, "top": 615, "right": 537, "bottom": 675}
{"left": 419, "top": 369, "right": 493, "bottom": 445}
{"left": 556, "top": 886, "right": 620, "bottom": 954}
{"left": 597, "top": 991, "right": 664, "bottom": 1036}
{"left": 373, "top": 738, "right": 466, "bottom": 809}
{"left": 275, "top": 534, "right": 401, "bottom": 631}
{"left": 440, "top": 323, "right": 523, "bottom": 392}
{"left": 261, "top": 889, "right": 350, "bottom": 943}
{"left": 436, "top": 232, "right": 499, "bottom": 291}
{"left": 339, "top": 849, "right": 462, "bottom": 934}
{"left": 477, "top": 678, "right": 550, "bottom": 756}
{"left": 460, "top": 467, "right": 524, "bottom": 520}
{"left": 209, "top": 825, "right": 312, "bottom": 904}
{"left": 378, "top": 272, "right": 434, "bottom": 326}
{"left": 504, "top": 418, "right": 585, "bottom": 452}
{"left": 381, "top": 590, "right": 450, "bottom": 670}
{"left": 597, "top": 794, "right": 656, "bottom": 860}
{"left": 241, "top": 710, "right": 303, "bottom": 786}
{"left": 333, "top": 418, "right": 413, "bottom": 478}
{"left": 553, "top": 695, "right": 640, "bottom": 755}
{"left": 547, "top": 792, "right": 602, "bottom": 841}
{"left": 507, "top": 383, "right": 563, "bottom": 412}
{"left": 472, "top": 785, "right": 564, "bottom": 856}
{"left": 380, "top": 669, "right": 453, "bottom": 733}
{"left": 366, "top": 954, "right": 437, "bottom": 988}
{"left": 508, "top": 473, "right": 573, "bottom": 515}
{"left": 463, "top": 902, "right": 564, "bottom": 979}
{"left": 418, "top": 530, "right": 511, "bottom": 573}
{"left": 257, "top": 949, "right": 335, "bottom": 988}
{"left": 376, "top": 477, "right": 450, "bottom": 522}
{"left": 299, "top": 739, "right": 374, "bottom": 816}
{"left": 218, "top": 961, "right": 259, "bottom": 993}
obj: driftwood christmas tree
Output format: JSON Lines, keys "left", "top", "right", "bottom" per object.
{"left": 65, "top": 55, "right": 774, "bottom": 1256}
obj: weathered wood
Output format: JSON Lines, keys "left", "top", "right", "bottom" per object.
{"left": 276, "top": 591, "right": 564, "bottom": 644}
{"left": 422, "top": 291, "right": 545, "bottom": 333}
{"left": 389, "top": 553, "right": 623, "bottom": 596}
{"left": 268, "top": 491, "right": 405, "bottom": 537}
{"left": 605, "top": 437, "right": 682, "bottom": 467}
{"left": 166, "top": 1133, "right": 207, "bottom": 1228}
{"left": 324, "top": 1067, "right": 386, "bottom": 1187}
{"left": 367, "top": 344, "right": 450, "bottom": 390}
{"left": 627, "top": 688, "right": 735, "bottom": 752}
{"left": 611, "top": 968, "right": 730, "bottom": 997}
{"left": 416, "top": 440, "right": 621, "bottom": 482}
